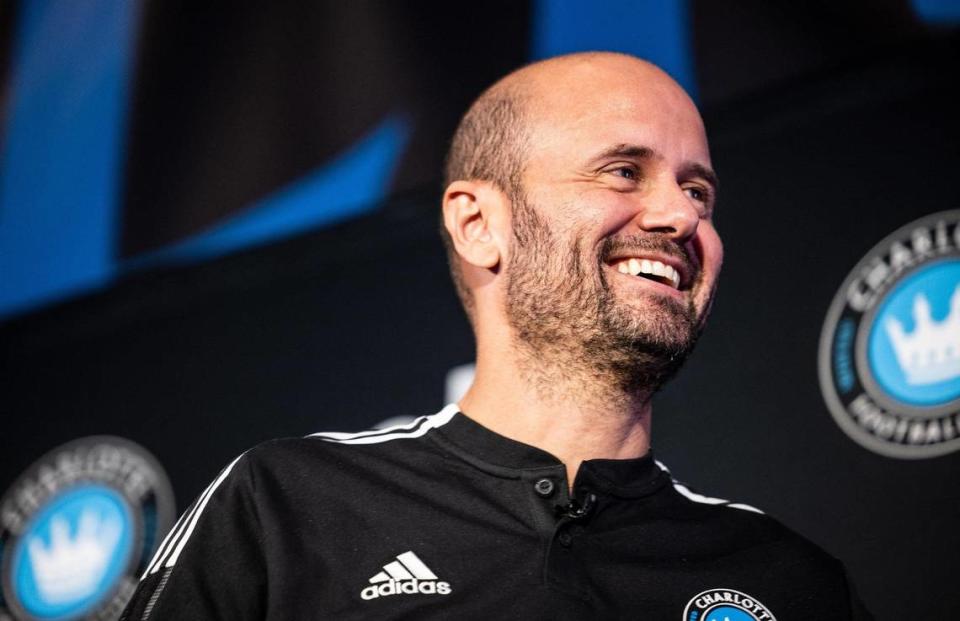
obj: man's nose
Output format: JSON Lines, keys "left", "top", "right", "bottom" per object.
{"left": 632, "top": 183, "right": 700, "bottom": 242}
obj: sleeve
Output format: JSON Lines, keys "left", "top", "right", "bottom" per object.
{"left": 120, "top": 453, "right": 267, "bottom": 621}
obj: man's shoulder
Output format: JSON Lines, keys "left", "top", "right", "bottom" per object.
{"left": 236, "top": 407, "right": 457, "bottom": 478}
{"left": 655, "top": 462, "right": 845, "bottom": 570}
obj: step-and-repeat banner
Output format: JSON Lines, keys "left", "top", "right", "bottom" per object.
{"left": 1, "top": 2, "right": 958, "bottom": 618}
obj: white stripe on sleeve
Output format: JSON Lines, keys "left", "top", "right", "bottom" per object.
{"left": 162, "top": 454, "right": 245, "bottom": 569}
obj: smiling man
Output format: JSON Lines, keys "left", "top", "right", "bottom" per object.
{"left": 442, "top": 53, "right": 723, "bottom": 482}
{"left": 121, "top": 53, "right": 870, "bottom": 620}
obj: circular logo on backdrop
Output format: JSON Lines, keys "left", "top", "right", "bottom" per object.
{"left": 682, "top": 588, "right": 776, "bottom": 621}
{"left": 819, "top": 210, "right": 960, "bottom": 458}
{"left": 0, "top": 437, "right": 174, "bottom": 620}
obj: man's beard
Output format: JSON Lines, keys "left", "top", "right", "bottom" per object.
{"left": 504, "top": 193, "right": 710, "bottom": 396}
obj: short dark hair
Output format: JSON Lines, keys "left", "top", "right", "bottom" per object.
{"left": 441, "top": 83, "right": 529, "bottom": 317}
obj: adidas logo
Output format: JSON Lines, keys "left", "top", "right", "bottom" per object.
{"left": 360, "top": 551, "right": 451, "bottom": 601}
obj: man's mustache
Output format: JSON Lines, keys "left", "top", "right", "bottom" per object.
{"left": 600, "top": 234, "right": 698, "bottom": 280}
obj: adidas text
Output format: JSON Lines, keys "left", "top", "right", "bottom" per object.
{"left": 360, "top": 579, "right": 452, "bottom": 600}
{"left": 361, "top": 551, "right": 450, "bottom": 600}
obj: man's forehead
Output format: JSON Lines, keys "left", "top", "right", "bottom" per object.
{"left": 525, "top": 55, "right": 689, "bottom": 112}
{"left": 517, "top": 55, "right": 708, "bottom": 158}
{"left": 528, "top": 99, "right": 709, "bottom": 174}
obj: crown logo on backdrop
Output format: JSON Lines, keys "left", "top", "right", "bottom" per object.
{"left": 27, "top": 508, "right": 123, "bottom": 605}
{"left": 885, "top": 284, "right": 960, "bottom": 386}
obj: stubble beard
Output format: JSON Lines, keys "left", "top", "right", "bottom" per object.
{"left": 504, "top": 194, "right": 710, "bottom": 399}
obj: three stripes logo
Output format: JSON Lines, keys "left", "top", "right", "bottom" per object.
{"left": 360, "top": 551, "right": 451, "bottom": 601}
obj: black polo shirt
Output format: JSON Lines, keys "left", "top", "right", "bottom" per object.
{"left": 121, "top": 406, "right": 871, "bottom": 620}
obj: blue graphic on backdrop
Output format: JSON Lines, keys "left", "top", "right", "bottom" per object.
{"left": 1, "top": 436, "right": 175, "bottom": 619}
{"left": 124, "top": 115, "right": 410, "bottom": 270}
{"left": 0, "top": 0, "right": 140, "bottom": 320}
{"left": 0, "top": 0, "right": 693, "bottom": 320}
{"left": 531, "top": 0, "right": 695, "bottom": 96}
{"left": 819, "top": 210, "right": 960, "bottom": 458}
{"left": 868, "top": 260, "right": 960, "bottom": 406}
{"left": 0, "top": 1, "right": 409, "bottom": 320}
{"left": 911, "top": 0, "right": 960, "bottom": 23}
{"left": 11, "top": 485, "right": 134, "bottom": 619}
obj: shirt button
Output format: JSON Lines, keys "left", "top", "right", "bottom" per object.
{"left": 558, "top": 530, "right": 573, "bottom": 547}
{"left": 534, "top": 478, "right": 555, "bottom": 497}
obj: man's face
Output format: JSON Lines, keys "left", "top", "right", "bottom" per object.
{"left": 503, "top": 59, "right": 723, "bottom": 391}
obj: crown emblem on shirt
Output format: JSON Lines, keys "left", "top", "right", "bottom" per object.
{"left": 885, "top": 285, "right": 960, "bottom": 386}
{"left": 27, "top": 508, "right": 123, "bottom": 604}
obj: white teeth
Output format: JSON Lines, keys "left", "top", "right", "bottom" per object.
{"left": 612, "top": 258, "right": 682, "bottom": 289}
{"left": 665, "top": 265, "right": 680, "bottom": 288}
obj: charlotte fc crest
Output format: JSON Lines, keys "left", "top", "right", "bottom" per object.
{"left": 682, "top": 588, "right": 775, "bottom": 621}
{"left": 819, "top": 210, "right": 960, "bottom": 458}
{"left": 0, "top": 437, "right": 174, "bottom": 620}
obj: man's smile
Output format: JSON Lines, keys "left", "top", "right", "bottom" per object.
{"left": 599, "top": 234, "right": 699, "bottom": 296}
{"left": 608, "top": 257, "right": 681, "bottom": 289}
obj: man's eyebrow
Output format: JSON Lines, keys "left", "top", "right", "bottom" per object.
{"left": 589, "top": 143, "right": 655, "bottom": 163}
{"left": 587, "top": 144, "right": 720, "bottom": 191}
{"left": 682, "top": 162, "right": 720, "bottom": 193}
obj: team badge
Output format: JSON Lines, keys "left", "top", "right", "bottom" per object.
{"left": 0, "top": 437, "right": 174, "bottom": 620}
{"left": 683, "top": 588, "right": 775, "bottom": 621}
{"left": 819, "top": 210, "right": 960, "bottom": 458}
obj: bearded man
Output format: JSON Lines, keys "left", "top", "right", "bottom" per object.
{"left": 121, "top": 52, "right": 871, "bottom": 620}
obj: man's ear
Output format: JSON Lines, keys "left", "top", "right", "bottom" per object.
{"left": 442, "top": 180, "right": 508, "bottom": 270}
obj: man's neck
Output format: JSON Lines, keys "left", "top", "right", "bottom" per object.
{"left": 457, "top": 343, "right": 653, "bottom": 486}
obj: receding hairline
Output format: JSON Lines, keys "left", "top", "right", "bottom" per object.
{"left": 442, "top": 71, "right": 532, "bottom": 191}
{"left": 444, "top": 51, "right": 691, "bottom": 183}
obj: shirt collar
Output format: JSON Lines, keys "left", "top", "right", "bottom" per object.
{"left": 431, "top": 410, "right": 668, "bottom": 499}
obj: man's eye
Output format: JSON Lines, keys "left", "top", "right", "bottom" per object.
{"left": 683, "top": 186, "right": 709, "bottom": 202}
{"left": 610, "top": 166, "right": 638, "bottom": 180}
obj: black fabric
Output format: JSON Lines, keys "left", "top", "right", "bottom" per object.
{"left": 120, "top": 410, "right": 872, "bottom": 620}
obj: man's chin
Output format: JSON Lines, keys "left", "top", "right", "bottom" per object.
{"left": 622, "top": 328, "right": 697, "bottom": 360}
{"left": 601, "top": 303, "right": 700, "bottom": 365}
{"left": 603, "top": 324, "right": 699, "bottom": 395}
{"left": 609, "top": 296, "right": 697, "bottom": 342}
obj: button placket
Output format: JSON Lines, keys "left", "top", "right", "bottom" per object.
{"left": 520, "top": 467, "right": 570, "bottom": 539}
{"left": 534, "top": 478, "right": 555, "bottom": 497}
